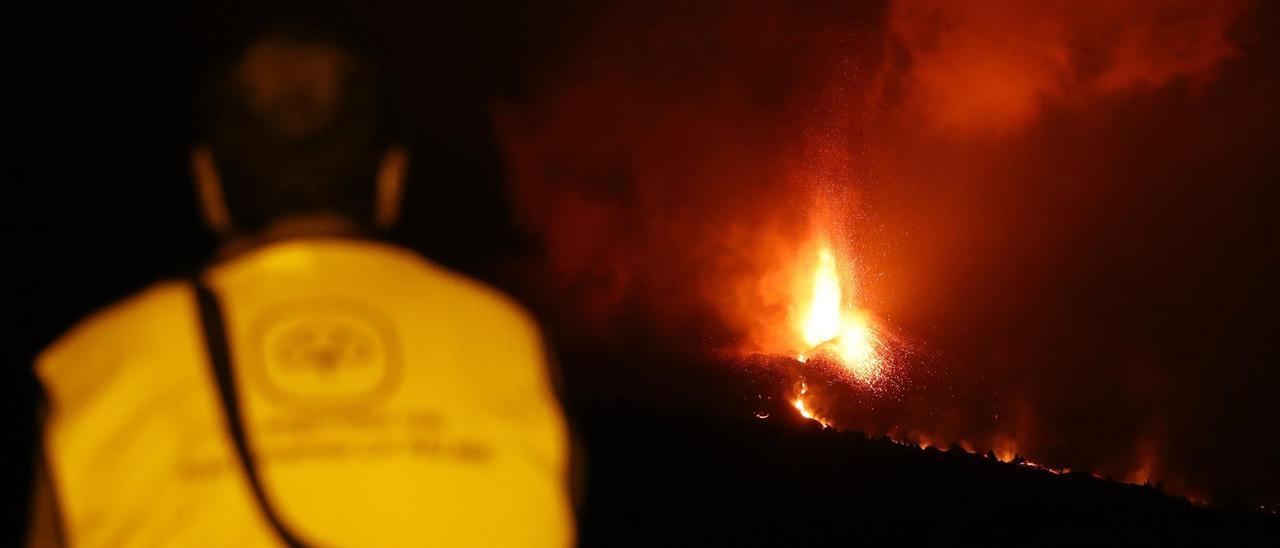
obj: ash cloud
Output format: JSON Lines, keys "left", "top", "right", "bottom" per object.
{"left": 882, "top": 0, "right": 1249, "bottom": 135}
{"left": 495, "top": 0, "right": 1276, "bottom": 505}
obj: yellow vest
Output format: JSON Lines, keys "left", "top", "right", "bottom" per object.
{"left": 36, "top": 238, "right": 574, "bottom": 547}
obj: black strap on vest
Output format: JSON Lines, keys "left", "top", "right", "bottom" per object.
{"left": 192, "top": 279, "right": 310, "bottom": 548}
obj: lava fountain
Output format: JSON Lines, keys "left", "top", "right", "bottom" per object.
{"left": 782, "top": 237, "right": 895, "bottom": 429}
{"left": 794, "top": 242, "right": 884, "bottom": 384}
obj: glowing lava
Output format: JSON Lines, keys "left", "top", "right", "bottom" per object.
{"left": 792, "top": 382, "right": 829, "bottom": 428}
{"left": 796, "top": 244, "right": 882, "bottom": 383}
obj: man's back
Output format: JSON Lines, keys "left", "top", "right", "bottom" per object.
{"left": 36, "top": 238, "right": 574, "bottom": 547}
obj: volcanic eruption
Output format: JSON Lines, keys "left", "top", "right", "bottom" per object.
{"left": 784, "top": 235, "right": 892, "bottom": 430}
{"left": 497, "top": 0, "right": 1278, "bottom": 512}
{"left": 795, "top": 244, "right": 881, "bottom": 379}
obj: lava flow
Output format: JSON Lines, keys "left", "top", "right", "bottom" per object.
{"left": 791, "top": 381, "right": 829, "bottom": 428}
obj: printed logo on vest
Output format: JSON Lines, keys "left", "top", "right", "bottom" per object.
{"left": 249, "top": 299, "right": 402, "bottom": 408}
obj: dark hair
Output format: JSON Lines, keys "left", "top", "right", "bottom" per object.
{"left": 204, "top": 25, "right": 385, "bottom": 232}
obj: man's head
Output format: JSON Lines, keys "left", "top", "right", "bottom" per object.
{"left": 193, "top": 26, "right": 406, "bottom": 239}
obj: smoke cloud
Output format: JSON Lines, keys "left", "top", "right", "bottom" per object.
{"left": 884, "top": 0, "right": 1248, "bottom": 135}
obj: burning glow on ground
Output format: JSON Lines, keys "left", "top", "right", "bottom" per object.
{"left": 795, "top": 244, "right": 883, "bottom": 383}
{"left": 765, "top": 236, "right": 1189, "bottom": 501}
{"left": 773, "top": 237, "right": 1100, "bottom": 484}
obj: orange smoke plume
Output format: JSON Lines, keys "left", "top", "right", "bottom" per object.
{"left": 883, "top": 0, "right": 1251, "bottom": 135}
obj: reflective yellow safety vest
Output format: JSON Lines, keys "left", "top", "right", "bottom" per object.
{"left": 35, "top": 238, "right": 575, "bottom": 547}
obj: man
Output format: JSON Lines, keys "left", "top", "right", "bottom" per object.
{"left": 28, "top": 26, "right": 575, "bottom": 547}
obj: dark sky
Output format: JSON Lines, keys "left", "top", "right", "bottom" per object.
{"left": 12, "top": 0, "right": 1280, "bottom": 526}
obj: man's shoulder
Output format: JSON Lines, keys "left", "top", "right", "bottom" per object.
{"left": 37, "top": 280, "right": 193, "bottom": 378}
{"left": 415, "top": 260, "right": 540, "bottom": 334}
{"left": 352, "top": 241, "right": 532, "bottom": 324}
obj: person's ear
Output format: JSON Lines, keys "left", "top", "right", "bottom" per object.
{"left": 191, "top": 145, "right": 234, "bottom": 235}
{"left": 374, "top": 145, "right": 409, "bottom": 230}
